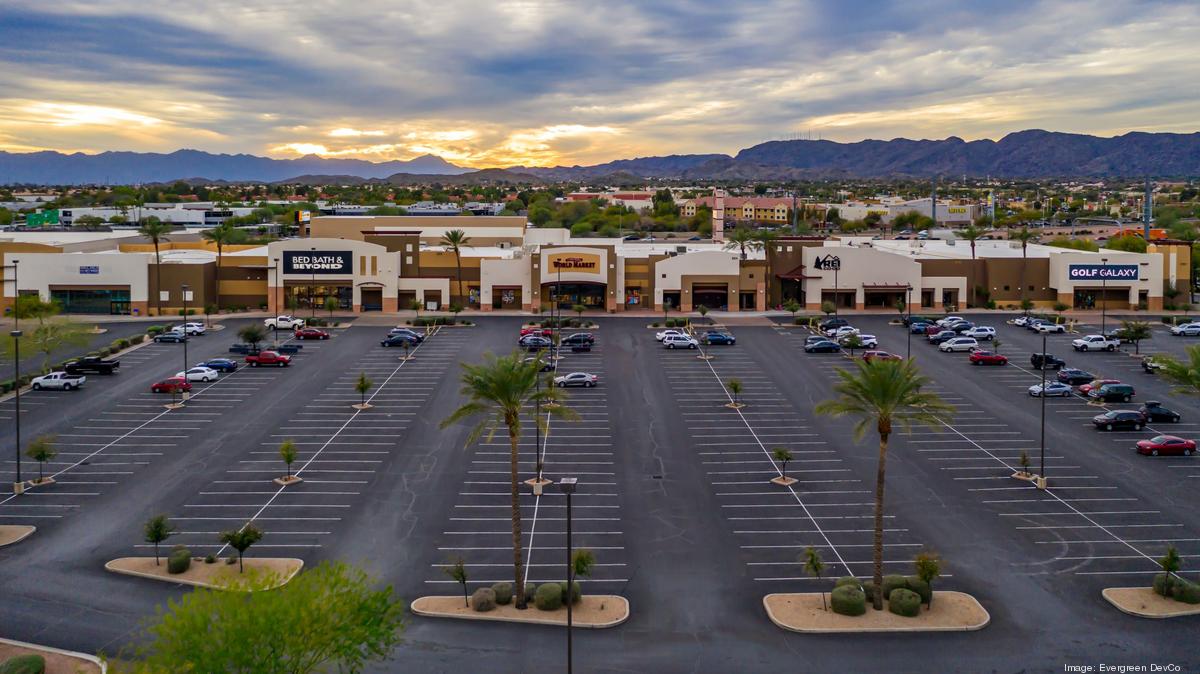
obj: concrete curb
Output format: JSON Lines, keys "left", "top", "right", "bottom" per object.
{"left": 0, "top": 636, "right": 106, "bottom": 673}
{"left": 762, "top": 591, "right": 990, "bottom": 633}
{"left": 0, "top": 525, "right": 36, "bottom": 548}
{"left": 1102, "top": 587, "right": 1200, "bottom": 619}
{"left": 411, "top": 595, "right": 630, "bottom": 629}
{"left": 104, "top": 557, "right": 304, "bottom": 591}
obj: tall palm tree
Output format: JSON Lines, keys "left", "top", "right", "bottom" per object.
{"left": 440, "top": 352, "right": 577, "bottom": 609}
{"left": 957, "top": 223, "right": 984, "bottom": 306}
{"left": 1010, "top": 226, "right": 1038, "bottom": 308}
{"left": 200, "top": 223, "right": 247, "bottom": 311}
{"left": 440, "top": 229, "right": 472, "bottom": 306}
{"left": 723, "top": 226, "right": 762, "bottom": 260}
{"left": 814, "top": 359, "right": 954, "bottom": 610}
{"left": 754, "top": 229, "right": 778, "bottom": 307}
{"left": 139, "top": 216, "right": 173, "bottom": 317}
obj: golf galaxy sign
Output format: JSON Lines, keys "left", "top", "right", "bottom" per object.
{"left": 283, "top": 251, "right": 352, "bottom": 274}
{"left": 1068, "top": 264, "right": 1140, "bottom": 281}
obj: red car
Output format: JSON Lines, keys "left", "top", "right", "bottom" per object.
{"left": 1079, "top": 379, "right": 1120, "bottom": 395}
{"left": 520, "top": 327, "right": 553, "bottom": 337}
{"left": 245, "top": 351, "right": 292, "bottom": 367}
{"left": 924, "top": 324, "right": 944, "bottom": 336}
{"left": 151, "top": 376, "right": 192, "bottom": 393}
{"left": 969, "top": 350, "right": 1008, "bottom": 366}
{"left": 294, "top": 328, "right": 330, "bottom": 340}
{"left": 862, "top": 350, "right": 902, "bottom": 362}
{"left": 1136, "top": 435, "right": 1196, "bottom": 456}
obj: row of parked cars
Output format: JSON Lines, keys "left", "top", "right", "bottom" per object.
{"left": 514, "top": 327, "right": 600, "bottom": 387}
{"left": 655, "top": 328, "right": 737, "bottom": 349}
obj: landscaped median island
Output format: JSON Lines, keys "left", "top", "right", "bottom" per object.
{"left": 763, "top": 591, "right": 989, "bottom": 633}
{"left": 0, "top": 637, "right": 104, "bottom": 674}
{"left": 1103, "top": 546, "right": 1200, "bottom": 618}
{"left": 411, "top": 594, "right": 629, "bottom": 629}
{"left": 105, "top": 557, "right": 303, "bottom": 591}
{"left": 0, "top": 525, "right": 35, "bottom": 548}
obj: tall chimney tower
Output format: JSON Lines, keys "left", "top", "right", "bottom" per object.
{"left": 712, "top": 189, "right": 726, "bottom": 242}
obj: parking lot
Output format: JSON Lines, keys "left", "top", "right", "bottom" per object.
{"left": 0, "top": 314, "right": 1197, "bottom": 672}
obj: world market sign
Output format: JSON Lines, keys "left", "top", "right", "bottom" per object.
{"left": 547, "top": 252, "right": 601, "bottom": 272}
{"left": 1068, "top": 264, "right": 1139, "bottom": 281}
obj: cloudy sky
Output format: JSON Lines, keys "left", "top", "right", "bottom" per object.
{"left": 1, "top": 0, "right": 1197, "bottom": 167}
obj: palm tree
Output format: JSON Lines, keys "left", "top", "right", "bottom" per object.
{"left": 1154, "top": 344, "right": 1200, "bottom": 396}
{"left": 802, "top": 547, "right": 826, "bottom": 611}
{"left": 200, "top": 223, "right": 247, "bottom": 312}
{"left": 1158, "top": 545, "right": 1182, "bottom": 596}
{"left": 814, "top": 359, "right": 954, "bottom": 610}
{"left": 440, "top": 229, "right": 472, "bottom": 306}
{"left": 1010, "top": 227, "right": 1038, "bottom": 309}
{"left": 755, "top": 229, "right": 778, "bottom": 303}
{"left": 440, "top": 352, "right": 578, "bottom": 609}
{"left": 958, "top": 223, "right": 984, "bottom": 260}
{"left": 772, "top": 447, "right": 793, "bottom": 482}
{"left": 139, "top": 216, "right": 173, "bottom": 317}
{"left": 143, "top": 514, "right": 175, "bottom": 566}
{"left": 726, "top": 378, "right": 743, "bottom": 407}
{"left": 723, "top": 226, "right": 762, "bottom": 260}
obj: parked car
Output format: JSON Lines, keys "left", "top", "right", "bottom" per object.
{"left": 1170, "top": 322, "right": 1200, "bottom": 336}
{"left": 963, "top": 326, "right": 995, "bottom": 340}
{"left": 153, "top": 331, "right": 188, "bottom": 343}
{"left": 518, "top": 335, "right": 553, "bottom": 351}
{"left": 663, "top": 334, "right": 700, "bottom": 349}
{"left": 909, "top": 322, "right": 933, "bottom": 334}
{"left": 819, "top": 317, "right": 849, "bottom": 331}
{"left": 1025, "top": 318, "right": 1050, "bottom": 331}
{"left": 389, "top": 327, "right": 425, "bottom": 342}
{"left": 1142, "top": 356, "right": 1163, "bottom": 374}
{"left": 197, "top": 358, "right": 238, "bottom": 373}
{"left": 1078, "top": 379, "right": 1121, "bottom": 395}
{"left": 175, "top": 366, "right": 219, "bottom": 382}
{"left": 523, "top": 357, "right": 554, "bottom": 372}
{"left": 928, "top": 330, "right": 958, "bottom": 345}
{"left": 939, "top": 337, "right": 979, "bottom": 353}
{"left": 969, "top": 350, "right": 1008, "bottom": 365}
{"left": 1073, "top": 335, "right": 1120, "bottom": 351}
{"left": 862, "top": 350, "right": 902, "bottom": 362}
{"left": 63, "top": 356, "right": 119, "bottom": 375}
{"left": 948, "top": 321, "right": 976, "bottom": 334}
{"left": 804, "top": 340, "right": 842, "bottom": 353}
{"left": 30, "top": 372, "right": 86, "bottom": 391}
{"left": 294, "top": 327, "right": 330, "bottom": 340}
{"left": 655, "top": 329, "right": 687, "bottom": 342}
{"left": 903, "top": 315, "right": 938, "bottom": 327}
{"left": 702, "top": 331, "right": 736, "bottom": 345}
{"left": 1088, "top": 383, "right": 1136, "bottom": 403}
{"left": 150, "top": 376, "right": 192, "bottom": 394}
{"left": 1031, "top": 353, "right": 1066, "bottom": 370}
{"left": 1028, "top": 382, "right": 1073, "bottom": 397}
{"left": 561, "top": 333, "right": 595, "bottom": 346}
{"left": 1013, "top": 315, "right": 1033, "bottom": 327}
{"left": 1034, "top": 322, "right": 1067, "bottom": 334}
{"left": 520, "top": 326, "right": 553, "bottom": 337}
{"left": 804, "top": 335, "right": 828, "bottom": 347}
{"left": 1136, "top": 435, "right": 1196, "bottom": 456}
{"left": 841, "top": 333, "right": 878, "bottom": 348}
{"left": 264, "top": 315, "right": 305, "bottom": 330}
{"left": 1057, "top": 368, "right": 1095, "bottom": 386}
{"left": 174, "top": 322, "right": 207, "bottom": 336}
{"left": 1140, "top": 401, "right": 1182, "bottom": 423}
{"left": 825, "top": 326, "right": 860, "bottom": 339}
{"left": 1092, "top": 410, "right": 1145, "bottom": 431}
{"left": 936, "top": 316, "right": 965, "bottom": 327}
{"left": 228, "top": 343, "right": 258, "bottom": 354}
{"left": 383, "top": 334, "right": 422, "bottom": 348}
{"left": 924, "top": 324, "right": 947, "bottom": 336}
{"left": 245, "top": 351, "right": 292, "bottom": 367}
{"left": 553, "top": 372, "right": 598, "bottom": 388}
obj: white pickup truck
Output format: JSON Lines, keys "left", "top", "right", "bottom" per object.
{"left": 30, "top": 371, "right": 87, "bottom": 391}
{"left": 1072, "top": 334, "right": 1120, "bottom": 352}
{"left": 264, "top": 315, "right": 305, "bottom": 330}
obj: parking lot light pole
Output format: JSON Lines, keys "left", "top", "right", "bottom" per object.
{"left": 559, "top": 477, "right": 578, "bottom": 674}
{"left": 181, "top": 284, "right": 190, "bottom": 374}
{"left": 833, "top": 266, "right": 839, "bottom": 318}
{"left": 309, "top": 247, "right": 317, "bottom": 320}
{"left": 271, "top": 258, "right": 280, "bottom": 349}
{"left": 1100, "top": 257, "right": 1108, "bottom": 335}
{"left": 906, "top": 284, "right": 913, "bottom": 358}
{"left": 1040, "top": 332, "right": 1047, "bottom": 482}
{"left": 11, "top": 329, "right": 22, "bottom": 492}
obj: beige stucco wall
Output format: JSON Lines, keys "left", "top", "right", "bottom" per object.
{"left": 538, "top": 246, "right": 610, "bottom": 285}
{"left": 267, "top": 238, "right": 398, "bottom": 310}
{"left": 653, "top": 250, "right": 740, "bottom": 305}
{"left": 6, "top": 251, "right": 151, "bottom": 303}
{"left": 801, "top": 245, "right": 922, "bottom": 309}
{"left": 480, "top": 258, "right": 531, "bottom": 307}
{"left": 1047, "top": 250, "right": 1161, "bottom": 307}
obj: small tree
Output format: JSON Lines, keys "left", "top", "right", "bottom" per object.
{"left": 449, "top": 303, "right": 464, "bottom": 323}
{"left": 410, "top": 298, "right": 423, "bottom": 317}
{"left": 144, "top": 514, "right": 175, "bottom": 566}
{"left": 323, "top": 296, "right": 338, "bottom": 319}
{"left": 1020, "top": 298, "right": 1034, "bottom": 315}
{"left": 238, "top": 324, "right": 267, "bottom": 351}
{"left": 572, "top": 548, "right": 596, "bottom": 597}
{"left": 991, "top": 338, "right": 1002, "bottom": 355}
{"left": 203, "top": 303, "right": 216, "bottom": 328}
{"left": 820, "top": 300, "right": 836, "bottom": 317}
{"left": 894, "top": 297, "right": 906, "bottom": 317}
{"left": 355, "top": 372, "right": 373, "bottom": 407}
{"left": 572, "top": 303, "right": 586, "bottom": 320}
{"left": 219, "top": 524, "right": 264, "bottom": 573}
{"left": 802, "top": 547, "right": 827, "bottom": 611}
{"left": 726, "top": 378, "right": 743, "bottom": 406}
{"left": 914, "top": 550, "right": 941, "bottom": 609}
{"left": 444, "top": 557, "right": 469, "bottom": 607}
{"left": 773, "top": 447, "right": 793, "bottom": 482}
{"left": 1018, "top": 449, "right": 1031, "bottom": 476}
{"left": 842, "top": 333, "right": 864, "bottom": 357}
{"left": 1158, "top": 545, "right": 1182, "bottom": 596}
{"left": 663, "top": 297, "right": 673, "bottom": 321}
{"left": 26, "top": 434, "right": 57, "bottom": 483}
{"left": 784, "top": 299, "right": 801, "bottom": 320}
{"left": 402, "top": 340, "right": 412, "bottom": 361}
{"left": 1120, "top": 320, "right": 1152, "bottom": 355}
{"left": 696, "top": 304, "right": 709, "bottom": 320}
{"left": 279, "top": 440, "right": 298, "bottom": 480}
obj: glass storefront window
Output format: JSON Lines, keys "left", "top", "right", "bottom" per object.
{"left": 286, "top": 285, "right": 352, "bottom": 310}
{"left": 50, "top": 288, "right": 131, "bottom": 314}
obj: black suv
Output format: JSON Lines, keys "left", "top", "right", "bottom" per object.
{"left": 1092, "top": 410, "right": 1145, "bottom": 431}
{"left": 1031, "top": 353, "right": 1066, "bottom": 370}
{"left": 820, "top": 318, "right": 849, "bottom": 331}
{"left": 1140, "top": 401, "right": 1182, "bottom": 423}
{"left": 1057, "top": 368, "right": 1094, "bottom": 386}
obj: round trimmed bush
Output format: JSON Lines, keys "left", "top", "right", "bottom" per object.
{"left": 470, "top": 588, "right": 497, "bottom": 612}
{"left": 880, "top": 575, "right": 908, "bottom": 601}
{"left": 888, "top": 588, "right": 921, "bottom": 617}
{"left": 1172, "top": 580, "right": 1200, "bottom": 604}
{"left": 534, "top": 582, "right": 563, "bottom": 611}
{"left": 1153, "top": 573, "right": 1174, "bottom": 597}
{"left": 862, "top": 581, "right": 878, "bottom": 604}
{"left": 559, "top": 580, "right": 582, "bottom": 605}
{"left": 167, "top": 546, "right": 191, "bottom": 575}
{"left": 834, "top": 576, "right": 861, "bottom": 589}
{"left": 491, "top": 582, "right": 513, "bottom": 605}
{"left": 830, "top": 584, "right": 866, "bottom": 616}
{"left": 905, "top": 576, "right": 932, "bottom": 606}
{"left": 0, "top": 654, "right": 46, "bottom": 674}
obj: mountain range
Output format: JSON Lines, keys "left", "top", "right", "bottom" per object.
{"left": 2, "top": 131, "right": 1199, "bottom": 185}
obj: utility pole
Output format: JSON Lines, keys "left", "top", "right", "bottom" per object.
{"left": 1143, "top": 177, "right": 1153, "bottom": 240}
{"left": 931, "top": 177, "right": 938, "bottom": 228}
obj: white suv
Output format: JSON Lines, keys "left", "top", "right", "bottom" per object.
{"left": 963, "top": 326, "right": 995, "bottom": 340}
{"left": 1034, "top": 322, "right": 1066, "bottom": 334}
{"left": 939, "top": 336, "right": 979, "bottom": 352}
{"left": 1171, "top": 322, "right": 1200, "bottom": 336}
{"left": 663, "top": 334, "right": 700, "bottom": 349}
{"left": 175, "top": 322, "right": 206, "bottom": 336}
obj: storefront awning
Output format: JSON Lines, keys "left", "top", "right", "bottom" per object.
{"left": 776, "top": 264, "right": 819, "bottom": 280}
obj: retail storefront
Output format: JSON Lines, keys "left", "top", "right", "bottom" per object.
{"left": 2, "top": 251, "right": 152, "bottom": 316}
{"left": 528, "top": 246, "right": 619, "bottom": 312}
{"left": 266, "top": 239, "right": 400, "bottom": 313}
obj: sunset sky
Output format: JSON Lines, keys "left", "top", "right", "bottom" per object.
{"left": 1, "top": 0, "right": 1197, "bottom": 168}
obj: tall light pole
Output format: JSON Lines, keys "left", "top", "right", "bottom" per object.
{"left": 559, "top": 477, "right": 578, "bottom": 674}
{"left": 271, "top": 257, "right": 280, "bottom": 349}
{"left": 1100, "top": 257, "right": 1108, "bottom": 335}
{"left": 833, "top": 266, "right": 839, "bottom": 318}
{"left": 10, "top": 329, "right": 22, "bottom": 493}
{"left": 1039, "top": 332, "right": 1047, "bottom": 485}
{"left": 309, "top": 246, "right": 317, "bottom": 320}
{"left": 906, "top": 284, "right": 913, "bottom": 359}
{"left": 181, "top": 284, "right": 190, "bottom": 373}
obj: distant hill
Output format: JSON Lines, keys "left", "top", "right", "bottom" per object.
{"left": 513, "top": 154, "right": 729, "bottom": 181}
{"left": 382, "top": 168, "right": 542, "bottom": 185}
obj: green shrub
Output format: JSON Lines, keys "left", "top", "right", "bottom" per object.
{"left": 1173, "top": 580, "right": 1200, "bottom": 604}
{"left": 1053, "top": 302, "right": 1070, "bottom": 312}
{"left": 834, "top": 576, "right": 861, "bottom": 589}
{"left": 147, "top": 325, "right": 164, "bottom": 335}
{"left": 1153, "top": 573, "right": 1174, "bottom": 597}
{"left": 97, "top": 347, "right": 111, "bottom": 357}
{"left": 0, "top": 654, "right": 46, "bottom": 674}
{"left": 830, "top": 584, "right": 866, "bottom": 616}
{"left": 862, "top": 581, "right": 878, "bottom": 604}
{"left": 226, "top": 555, "right": 238, "bottom": 565}
{"left": 491, "top": 582, "right": 513, "bottom": 605}
{"left": 794, "top": 317, "right": 808, "bottom": 325}
{"left": 651, "top": 322, "right": 660, "bottom": 328}
{"left": 881, "top": 574, "right": 908, "bottom": 601}
{"left": 905, "top": 576, "right": 932, "bottom": 606}
{"left": 524, "top": 583, "right": 538, "bottom": 604}
{"left": 559, "top": 581, "right": 582, "bottom": 605}
{"left": 130, "top": 334, "right": 144, "bottom": 344}
{"left": 470, "top": 588, "right": 497, "bottom": 612}
{"left": 888, "top": 588, "right": 921, "bottom": 617}
{"left": 167, "top": 545, "right": 191, "bottom": 574}
{"left": 204, "top": 554, "right": 216, "bottom": 564}
{"left": 534, "top": 582, "right": 563, "bottom": 610}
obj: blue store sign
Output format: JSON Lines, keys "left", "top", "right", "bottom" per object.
{"left": 1068, "top": 264, "right": 1139, "bottom": 281}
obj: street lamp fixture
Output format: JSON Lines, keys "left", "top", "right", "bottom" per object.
{"left": 270, "top": 258, "right": 280, "bottom": 349}
{"left": 559, "top": 477, "right": 578, "bottom": 674}
{"left": 1100, "top": 257, "right": 1109, "bottom": 335}
{"left": 10, "top": 329, "right": 22, "bottom": 493}
{"left": 1039, "top": 332, "right": 1047, "bottom": 489}
{"left": 906, "top": 284, "right": 913, "bottom": 359}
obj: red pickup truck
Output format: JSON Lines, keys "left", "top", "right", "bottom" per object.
{"left": 245, "top": 351, "right": 292, "bottom": 367}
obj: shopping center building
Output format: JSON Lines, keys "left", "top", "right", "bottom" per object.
{"left": 2, "top": 216, "right": 1190, "bottom": 316}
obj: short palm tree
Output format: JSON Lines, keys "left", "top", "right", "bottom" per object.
{"left": 143, "top": 514, "right": 175, "bottom": 566}
{"left": 1155, "top": 344, "right": 1200, "bottom": 396}
{"left": 440, "top": 352, "right": 578, "bottom": 609}
{"left": 138, "top": 216, "right": 172, "bottom": 317}
{"left": 802, "top": 546, "right": 826, "bottom": 611}
{"left": 814, "top": 359, "right": 954, "bottom": 610}
{"left": 726, "top": 378, "right": 743, "bottom": 407}
{"left": 440, "top": 229, "right": 472, "bottom": 306}
{"left": 355, "top": 372, "right": 373, "bottom": 408}
{"left": 723, "top": 226, "right": 762, "bottom": 260}
{"left": 200, "top": 223, "right": 247, "bottom": 311}
{"left": 772, "top": 447, "right": 793, "bottom": 482}
{"left": 958, "top": 223, "right": 983, "bottom": 260}
{"left": 1158, "top": 545, "right": 1182, "bottom": 596}
{"left": 26, "top": 434, "right": 57, "bottom": 483}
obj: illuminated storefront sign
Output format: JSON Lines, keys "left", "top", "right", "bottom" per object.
{"left": 283, "top": 251, "right": 352, "bottom": 274}
{"left": 546, "top": 252, "right": 602, "bottom": 274}
{"left": 1068, "top": 264, "right": 1139, "bottom": 281}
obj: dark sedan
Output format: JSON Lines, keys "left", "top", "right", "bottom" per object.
{"left": 197, "top": 358, "right": 238, "bottom": 373}
{"left": 1092, "top": 410, "right": 1146, "bottom": 431}
{"left": 561, "top": 333, "right": 595, "bottom": 346}
{"left": 702, "top": 331, "right": 736, "bottom": 345}
{"left": 519, "top": 336, "right": 553, "bottom": 351}
{"left": 1057, "top": 368, "right": 1095, "bottom": 386}
{"left": 153, "top": 332, "right": 188, "bottom": 343}
{"left": 381, "top": 334, "right": 419, "bottom": 347}
{"left": 1140, "top": 402, "right": 1182, "bottom": 423}
{"left": 805, "top": 340, "right": 842, "bottom": 353}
